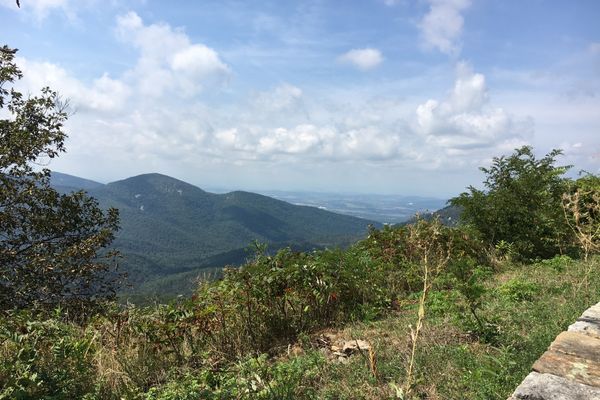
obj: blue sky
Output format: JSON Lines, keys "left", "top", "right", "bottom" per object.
{"left": 1, "top": 0, "right": 599, "bottom": 197}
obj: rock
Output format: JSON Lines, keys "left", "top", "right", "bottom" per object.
{"left": 569, "top": 320, "right": 600, "bottom": 339}
{"left": 510, "top": 372, "right": 600, "bottom": 400}
{"left": 342, "top": 339, "right": 371, "bottom": 355}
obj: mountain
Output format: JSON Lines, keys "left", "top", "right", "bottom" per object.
{"left": 403, "top": 204, "right": 462, "bottom": 227}
{"left": 51, "top": 172, "right": 379, "bottom": 300}
{"left": 50, "top": 171, "right": 104, "bottom": 191}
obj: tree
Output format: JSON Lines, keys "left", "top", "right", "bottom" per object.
{"left": 0, "top": 46, "right": 120, "bottom": 312}
{"left": 450, "top": 146, "right": 572, "bottom": 260}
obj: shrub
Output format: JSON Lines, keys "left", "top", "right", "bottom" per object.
{"left": 450, "top": 146, "right": 572, "bottom": 260}
{"left": 498, "top": 278, "right": 540, "bottom": 302}
{"left": 143, "top": 352, "right": 324, "bottom": 400}
{"left": 0, "top": 310, "right": 97, "bottom": 399}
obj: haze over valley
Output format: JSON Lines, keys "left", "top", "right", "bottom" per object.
{"left": 51, "top": 171, "right": 388, "bottom": 299}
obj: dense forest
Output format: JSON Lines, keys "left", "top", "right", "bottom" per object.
{"left": 1, "top": 44, "right": 600, "bottom": 399}
{"left": 52, "top": 171, "right": 377, "bottom": 302}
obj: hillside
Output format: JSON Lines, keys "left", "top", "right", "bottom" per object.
{"left": 50, "top": 171, "right": 104, "bottom": 191}
{"left": 403, "top": 204, "right": 462, "bottom": 226}
{"left": 51, "top": 172, "right": 379, "bottom": 299}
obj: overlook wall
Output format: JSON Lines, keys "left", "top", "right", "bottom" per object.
{"left": 509, "top": 301, "right": 600, "bottom": 399}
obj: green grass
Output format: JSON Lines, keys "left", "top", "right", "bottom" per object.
{"left": 290, "top": 256, "right": 599, "bottom": 399}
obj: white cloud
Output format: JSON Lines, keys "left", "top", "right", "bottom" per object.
{"left": 415, "top": 63, "right": 532, "bottom": 151}
{"left": 253, "top": 84, "right": 303, "bottom": 113}
{"left": 338, "top": 48, "right": 383, "bottom": 70}
{"left": 211, "top": 122, "right": 402, "bottom": 163}
{"left": 419, "top": 0, "right": 471, "bottom": 55}
{"left": 16, "top": 58, "right": 131, "bottom": 112}
{"left": 115, "top": 11, "right": 230, "bottom": 97}
{"left": 11, "top": 12, "right": 232, "bottom": 172}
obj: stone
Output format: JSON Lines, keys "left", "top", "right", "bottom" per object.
{"left": 533, "top": 350, "right": 600, "bottom": 387}
{"left": 569, "top": 320, "right": 600, "bottom": 339}
{"left": 337, "top": 356, "right": 349, "bottom": 364}
{"left": 549, "top": 331, "right": 600, "bottom": 363}
{"left": 342, "top": 339, "right": 371, "bottom": 355}
{"left": 510, "top": 372, "right": 600, "bottom": 400}
{"left": 511, "top": 302, "right": 600, "bottom": 399}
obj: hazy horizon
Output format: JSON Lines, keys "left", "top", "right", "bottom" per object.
{"left": 51, "top": 170, "right": 449, "bottom": 199}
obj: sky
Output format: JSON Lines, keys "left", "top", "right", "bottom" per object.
{"left": 1, "top": 0, "right": 599, "bottom": 197}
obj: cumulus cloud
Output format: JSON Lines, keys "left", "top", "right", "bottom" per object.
{"left": 211, "top": 121, "right": 403, "bottom": 163}
{"left": 115, "top": 11, "right": 230, "bottom": 97}
{"left": 338, "top": 48, "right": 383, "bottom": 70}
{"left": 16, "top": 58, "right": 131, "bottom": 112}
{"left": 253, "top": 84, "right": 303, "bottom": 113}
{"left": 419, "top": 0, "right": 471, "bottom": 55}
{"left": 11, "top": 12, "right": 232, "bottom": 169}
{"left": 8, "top": 10, "right": 540, "bottom": 185}
{"left": 415, "top": 63, "right": 532, "bottom": 151}
{"left": 14, "top": 10, "right": 231, "bottom": 108}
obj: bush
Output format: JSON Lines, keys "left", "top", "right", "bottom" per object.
{"left": 0, "top": 310, "right": 97, "bottom": 399}
{"left": 450, "top": 146, "right": 572, "bottom": 260}
{"left": 562, "top": 173, "right": 600, "bottom": 260}
{"left": 498, "top": 278, "right": 540, "bottom": 302}
{"left": 143, "top": 352, "right": 324, "bottom": 400}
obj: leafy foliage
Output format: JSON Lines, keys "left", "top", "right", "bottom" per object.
{"left": 451, "top": 146, "right": 572, "bottom": 260}
{"left": 0, "top": 308, "right": 100, "bottom": 399}
{"left": 2, "top": 251, "right": 597, "bottom": 399}
{"left": 0, "top": 46, "right": 120, "bottom": 312}
{"left": 0, "top": 218, "right": 488, "bottom": 398}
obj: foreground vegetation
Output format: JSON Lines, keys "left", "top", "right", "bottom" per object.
{"left": 2, "top": 242, "right": 598, "bottom": 399}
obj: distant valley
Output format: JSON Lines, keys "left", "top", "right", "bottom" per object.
{"left": 256, "top": 190, "right": 447, "bottom": 224}
{"left": 51, "top": 172, "right": 384, "bottom": 301}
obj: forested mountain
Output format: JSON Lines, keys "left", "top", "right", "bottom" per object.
{"left": 51, "top": 172, "right": 379, "bottom": 300}
{"left": 50, "top": 171, "right": 104, "bottom": 191}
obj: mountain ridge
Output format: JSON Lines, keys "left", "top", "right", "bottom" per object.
{"left": 51, "top": 171, "right": 379, "bottom": 300}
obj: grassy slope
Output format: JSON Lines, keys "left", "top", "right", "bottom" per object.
{"left": 2, "top": 255, "right": 597, "bottom": 399}
{"left": 271, "top": 257, "right": 599, "bottom": 399}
